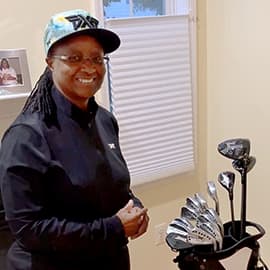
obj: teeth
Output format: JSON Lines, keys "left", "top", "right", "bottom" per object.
{"left": 78, "top": 78, "right": 94, "bottom": 84}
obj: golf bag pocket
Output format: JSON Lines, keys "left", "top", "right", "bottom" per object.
{"left": 166, "top": 220, "right": 268, "bottom": 270}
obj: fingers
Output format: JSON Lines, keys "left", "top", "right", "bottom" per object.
{"left": 116, "top": 201, "right": 149, "bottom": 238}
{"left": 130, "top": 213, "right": 149, "bottom": 240}
{"left": 124, "top": 199, "right": 134, "bottom": 212}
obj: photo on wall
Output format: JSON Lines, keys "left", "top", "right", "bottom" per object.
{"left": 0, "top": 48, "right": 31, "bottom": 96}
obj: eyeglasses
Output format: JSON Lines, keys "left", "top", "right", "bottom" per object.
{"left": 51, "top": 55, "right": 109, "bottom": 65}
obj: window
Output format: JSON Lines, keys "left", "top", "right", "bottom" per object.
{"left": 104, "top": 0, "right": 165, "bottom": 18}
{"left": 96, "top": 0, "right": 196, "bottom": 185}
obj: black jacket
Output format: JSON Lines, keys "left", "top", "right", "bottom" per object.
{"left": 0, "top": 87, "right": 142, "bottom": 270}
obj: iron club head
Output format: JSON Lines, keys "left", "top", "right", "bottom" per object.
{"left": 194, "top": 193, "right": 209, "bottom": 211}
{"left": 181, "top": 206, "right": 199, "bottom": 221}
{"left": 186, "top": 196, "right": 204, "bottom": 214}
{"left": 207, "top": 181, "right": 220, "bottom": 215}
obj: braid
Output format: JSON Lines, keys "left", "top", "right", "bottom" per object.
{"left": 23, "top": 67, "right": 57, "bottom": 126}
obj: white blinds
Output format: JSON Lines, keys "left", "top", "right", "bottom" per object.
{"left": 105, "top": 15, "right": 195, "bottom": 186}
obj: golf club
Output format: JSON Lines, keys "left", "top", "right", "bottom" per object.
{"left": 232, "top": 156, "right": 256, "bottom": 173}
{"left": 174, "top": 217, "right": 194, "bottom": 231}
{"left": 167, "top": 220, "right": 217, "bottom": 251}
{"left": 232, "top": 155, "right": 256, "bottom": 239}
{"left": 207, "top": 181, "right": 220, "bottom": 215}
{"left": 217, "top": 138, "right": 250, "bottom": 160}
{"left": 218, "top": 171, "right": 236, "bottom": 237}
{"left": 186, "top": 196, "right": 204, "bottom": 214}
{"left": 181, "top": 205, "right": 199, "bottom": 221}
{"left": 174, "top": 227, "right": 218, "bottom": 251}
{"left": 204, "top": 208, "right": 224, "bottom": 236}
{"left": 196, "top": 221, "right": 223, "bottom": 250}
{"left": 169, "top": 220, "right": 190, "bottom": 233}
{"left": 197, "top": 213, "right": 224, "bottom": 238}
{"left": 217, "top": 138, "right": 254, "bottom": 239}
{"left": 194, "top": 192, "right": 209, "bottom": 211}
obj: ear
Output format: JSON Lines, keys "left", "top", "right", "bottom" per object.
{"left": 46, "top": 57, "right": 54, "bottom": 71}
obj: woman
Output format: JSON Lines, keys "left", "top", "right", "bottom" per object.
{"left": 0, "top": 9, "right": 149, "bottom": 270}
{"left": 0, "top": 58, "right": 18, "bottom": 85}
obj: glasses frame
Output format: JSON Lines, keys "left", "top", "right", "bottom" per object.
{"left": 51, "top": 55, "right": 110, "bottom": 65}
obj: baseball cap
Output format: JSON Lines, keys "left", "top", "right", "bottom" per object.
{"left": 44, "top": 9, "right": 120, "bottom": 55}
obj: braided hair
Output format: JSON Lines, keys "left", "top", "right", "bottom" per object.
{"left": 22, "top": 66, "right": 57, "bottom": 126}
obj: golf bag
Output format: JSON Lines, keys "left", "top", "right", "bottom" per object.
{"left": 166, "top": 139, "right": 269, "bottom": 270}
{"left": 166, "top": 220, "right": 268, "bottom": 270}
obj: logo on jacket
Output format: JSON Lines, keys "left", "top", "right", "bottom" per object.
{"left": 108, "top": 143, "right": 116, "bottom": 149}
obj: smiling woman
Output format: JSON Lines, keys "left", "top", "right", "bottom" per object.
{"left": 0, "top": 9, "right": 149, "bottom": 270}
{"left": 0, "top": 58, "right": 18, "bottom": 86}
{"left": 46, "top": 35, "right": 107, "bottom": 110}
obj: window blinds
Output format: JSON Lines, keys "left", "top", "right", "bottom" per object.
{"left": 105, "top": 15, "right": 195, "bottom": 186}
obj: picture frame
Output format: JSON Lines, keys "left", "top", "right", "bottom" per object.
{"left": 0, "top": 48, "right": 31, "bottom": 97}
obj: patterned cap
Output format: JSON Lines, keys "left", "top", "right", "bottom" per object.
{"left": 44, "top": 9, "right": 120, "bottom": 55}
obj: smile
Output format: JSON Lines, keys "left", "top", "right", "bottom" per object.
{"left": 77, "top": 78, "right": 95, "bottom": 84}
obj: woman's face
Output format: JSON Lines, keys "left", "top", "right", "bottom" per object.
{"left": 1, "top": 59, "right": 9, "bottom": 69}
{"left": 47, "top": 35, "right": 106, "bottom": 110}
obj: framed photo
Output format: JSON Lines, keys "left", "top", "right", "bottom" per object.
{"left": 0, "top": 48, "right": 31, "bottom": 96}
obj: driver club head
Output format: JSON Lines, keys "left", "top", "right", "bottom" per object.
{"left": 218, "top": 171, "right": 235, "bottom": 200}
{"left": 217, "top": 138, "right": 250, "bottom": 160}
{"left": 232, "top": 156, "right": 256, "bottom": 174}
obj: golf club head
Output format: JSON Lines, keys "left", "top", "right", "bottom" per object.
{"left": 175, "top": 217, "right": 194, "bottom": 231}
{"left": 207, "top": 181, "right": 220, "bottom": 215}
{"left": 232, "top": 155, "right": 256, "bottom": 174}
{"left": 196, "top": 222, "right": 223, "bottom": 250}
{"left": 194, "top": 193, "right": 209, "bottom": 211}
{"left": 169, "top": 220, "right": 190, "bottom": 233}
{"left": 197, "top": 213, "right": 214, "bottom": 224}
{"left": 204, "top": 208, "right": 224, "bottom": 236}
{"left": 167, "top": 224, "right": 188, "bottom": 237}
{"left": 167, "top": 224, "right": 216, "bottom": 251}
{"left": 218, "top": 171, "right": 235, "bottom": 200}
{"left": 186, "top": 228, "right": 217, "bottom": 251}
{"left": 181, "top": 206, "right": 198, "bottom": 221}
{"left": 217, "top": 138, "right": 250, "bottom": 160}
{"left": 186, "top": 196, "right": 203, "bottom": 214}
{"left": 196, "top": 214, "right": 224, "bottom": 237}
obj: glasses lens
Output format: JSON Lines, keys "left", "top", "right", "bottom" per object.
{"left": 68, "top": 55, "right": 82, "bottom": 63}
{"left": 53, "top": 55, "right": 109, "bottom": 65}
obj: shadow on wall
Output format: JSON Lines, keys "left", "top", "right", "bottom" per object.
{"left": 132, "top": 171, "right": 200, "bottom": 209}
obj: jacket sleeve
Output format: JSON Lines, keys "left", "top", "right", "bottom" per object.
{"left": 0, "top": 124, "right": 127, "bottom": 257}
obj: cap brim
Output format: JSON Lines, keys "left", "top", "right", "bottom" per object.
{"left": 88, "top": 29, "right": 121, "bottom": 54}
{"left": 50, "top": 28, "right": 120, "bottom": 55}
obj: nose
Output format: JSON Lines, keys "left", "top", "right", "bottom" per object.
{"left": 81, "top": 59, "right": 97, "bottom": 72}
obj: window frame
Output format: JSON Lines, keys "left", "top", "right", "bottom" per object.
{"left": 92, "top": 0, "right": 197, "bottom": 185}
{"left": 93, "top": 0, "right": 197, "bottom": 110}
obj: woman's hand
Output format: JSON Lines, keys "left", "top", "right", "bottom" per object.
{"left": 116, "top": 199, "right": 149, "bottom": 239}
